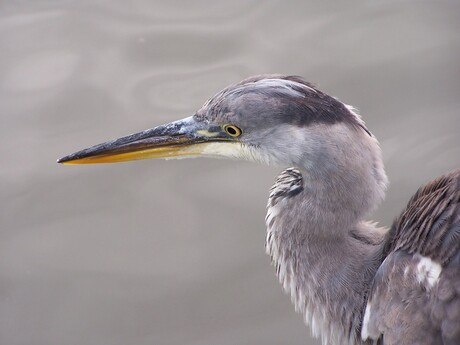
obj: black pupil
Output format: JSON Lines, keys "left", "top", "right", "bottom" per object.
{"left": 227, "top": 126, "right": 237, "bottom": 135}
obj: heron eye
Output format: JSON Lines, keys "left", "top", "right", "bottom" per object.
{"left": 223, "top": 124, "right": 242, "bottom": 137}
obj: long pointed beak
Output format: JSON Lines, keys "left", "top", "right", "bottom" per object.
{"left": 58, "top": 116, "right": 226, "bottom": 165}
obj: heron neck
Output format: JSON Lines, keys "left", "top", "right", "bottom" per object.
{"left": 297, "top": 224, "right": 384, "bottom": 345}
{"left": 266, "top": 165, "right": 387, "bottom": 345}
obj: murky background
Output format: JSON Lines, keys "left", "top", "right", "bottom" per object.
{"left": 1, "top": 1, "right": 459, "bottom": 344}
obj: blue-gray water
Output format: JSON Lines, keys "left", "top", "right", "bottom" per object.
{"left": 1, "top": 1, "right": 459, "bottom": 345}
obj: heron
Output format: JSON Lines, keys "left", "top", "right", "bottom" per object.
{"left": 58, "top": 75, "right": 460, "bottom": 345}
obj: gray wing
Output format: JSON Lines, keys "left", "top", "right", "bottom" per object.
{"left": 362, "top": 171, "right": 460, "bottom": 345}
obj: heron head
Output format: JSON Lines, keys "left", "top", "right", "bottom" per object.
{"left": 58, "top": 75, "right": 378, "bottom": 175}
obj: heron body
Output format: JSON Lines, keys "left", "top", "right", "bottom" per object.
{"left": 59, "top": 75, "right": 460, "bottom": 345}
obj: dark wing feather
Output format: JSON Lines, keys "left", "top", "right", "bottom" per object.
{"left": 385, "top": 170, "right": 460, "bottom": 264}
{"left": 363, "top": 170, "right": 460, "bottom": 345}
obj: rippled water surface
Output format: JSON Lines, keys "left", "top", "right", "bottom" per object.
{"left": 1, "top": 1, "right": 459, "bottom": 344}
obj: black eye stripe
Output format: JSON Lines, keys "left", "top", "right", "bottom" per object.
{"left": 208, "top": 125, "right": 222, "bottom": 132}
